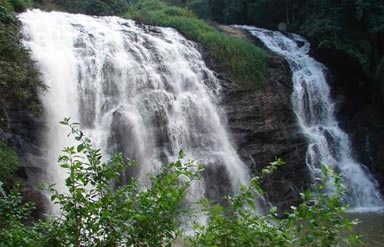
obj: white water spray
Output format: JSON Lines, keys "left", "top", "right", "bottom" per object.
{"left": 238, "top": 25, "right": 383, "bottom": 209}
{"left": 20, "top": 10, "right": 251, "bottom": 211}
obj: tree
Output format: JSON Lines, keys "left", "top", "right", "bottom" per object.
{"left": 0, "top": 0, "right": 45, "bottom": 126}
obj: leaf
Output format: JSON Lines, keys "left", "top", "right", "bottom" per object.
{"left": 261, "top": 168, "right": 271, "bottom": 175}
{"left": 321, "top": 164, "right": 330, "bottom": 176}
{"left": 77, "top": 144, "right": 85, "bottom": 153}
{"left": 247, "top": 198, "right": 256, "bottom": 210}
{"left": 254, "top": 184, "right": 264, "bottom": 196}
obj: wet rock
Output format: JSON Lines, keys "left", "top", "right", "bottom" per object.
{"left": 20, "top": 182, "right": 49, "bottom": 221}
{"left": 221, "top": 53, "right": 310, "bottom": 213}
{"left": 202, "top": 163, "right": 232, "bottom": 204}
{"left": 201, "top": 26, "right": 312, "bottom": 212}
{"left": 0, "top": 98, "right": 47, "bottom": 219}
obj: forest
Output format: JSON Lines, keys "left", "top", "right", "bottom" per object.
{"left": 1, "top": 0, "right": 384, "bottom": 246}
{"left": 178, "top": 0, "right": 384, "bottom": 87}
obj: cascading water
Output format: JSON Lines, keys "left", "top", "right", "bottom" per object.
{"left": 19, "top": 10, "right": 251, "bottom": 211}
{"left": 237, "top": 25, "right": 383, "bottom": 209}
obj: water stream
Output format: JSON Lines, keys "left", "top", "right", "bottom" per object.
{"left": 19, "top": 9, "right": 384, "bottom": 217}
{"left": 20, "top": 10, "right": 251, "bottom": 210}
{"left": 348, "top": 212, "right": 384, "bottom": 246}
{"left": 238, "top": 25, "right": 384, "bottom": 209}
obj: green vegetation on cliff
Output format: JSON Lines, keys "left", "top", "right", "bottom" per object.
{"left": 167, "top": 0, "right": 384, "bottom": 84}
{"left": 1, "top": 0, "right": 382, "bottom": 109}
{"left": 125, "top": 0, "right": 267, "bottom": 88}
{"left": 18, "top": 0, "right": 268, "bottom": 88}
{"left": 32, "top": 0, "right": 129, "bottom": 15}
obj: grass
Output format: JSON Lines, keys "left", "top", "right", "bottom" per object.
{"left": 124, "top": 0, "right": 268, "bottom": 88}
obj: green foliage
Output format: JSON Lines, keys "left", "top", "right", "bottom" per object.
{"left": 0, "top": 0, "right": 45, "bottom": 114}
{"left": 298, "top": 0, "right": 384, "bottom": 81}
{"left": 19, "top": 0, "right": 267, "bottom": 87}
{"left": 0, "top": 141, "right": 20, "bottom": 182}
{"left": 187, "top": 163, "right": 289, "bottom": 246}
{"left": 9, "top": 0, "right": 33, "bottom": 12}
{"left": 36, "top": 118, "right": 200, "bottom": 246}
{"left": 125, "top": 0, "right": 267, "bottom": 88}
{"left": 297, "top": 0, "right": 374, "bottom": 76}
{"left": 0, "top": 183, "right": 44, "bottom": 246}
{"left": 188, "top": 164, "right": 362, "bottom": 247}
{"left": 285, "top": 166, "right": 362, "bottom": 247}
{"left": 189, "top": 0, "right": 383, "bottom": 83}
{"left": 34, "top": 0, "right": 130, "bottom": 16}
{"left": 185, "top": 0, "right": 211, "bottom": 20}
{"left": 0, "top": 120, "right": 362, "bottom": 246}
{"left": 0, "top": 0, "right": 13, "bottom": 10}
{"left": 197, "top": 0, "right": 296, "bottom": 27}
{"left": 0, "top": 182, "right": 62, "bottom": 247}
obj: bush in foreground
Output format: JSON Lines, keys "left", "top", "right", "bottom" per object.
{"left": 0, "top": 119, "right": 361, "bottom": 246}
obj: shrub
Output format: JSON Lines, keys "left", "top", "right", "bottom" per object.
{"left": 188, "top": 163, "right": 362, "bottom": 247}
{"left": 40, "top": 118, "right": 201, "bottom": 246}
{"left": 9, "top": 0, "right": 33, "bottom": 12}
{"left": 0, "top": 119, "right": 362, "bottom": 246}
{"left": 0, "top": 0, "right": 13, "bottom": 11}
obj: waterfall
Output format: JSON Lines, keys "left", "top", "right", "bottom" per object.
{"left": 237, "top": 25, "right": 383, "bottom": 209}
{"left": 19, "top": 10, "right": 251, "bottom": 210}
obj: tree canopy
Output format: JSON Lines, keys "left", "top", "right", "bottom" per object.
{"left": 165, "top": 0, "right": 384, "bottom": 85}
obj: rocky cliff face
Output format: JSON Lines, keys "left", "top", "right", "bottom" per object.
{"left": 208, "top": 27, "right": 311, "bottom": 212}
{"left": 222, "top": 54, "right": 310, "bottom": 212}
{"left": 0, "top": 101, "right": 48, "bottom": 220}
